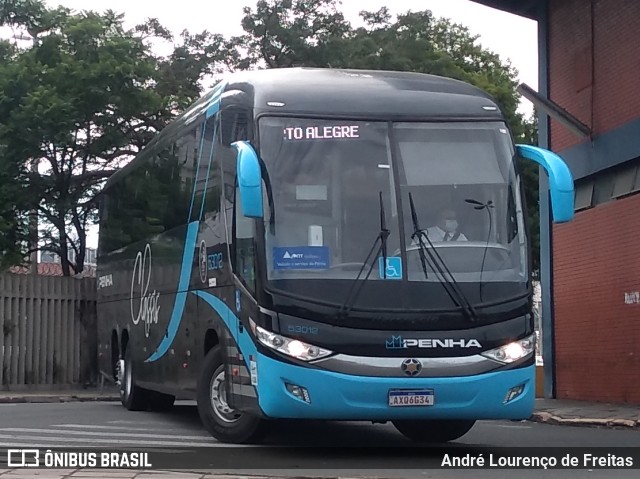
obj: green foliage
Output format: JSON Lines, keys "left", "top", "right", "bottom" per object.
{"left": 0, "top": 38, "right": 29, "bottom": 268}
{"left": 0, "top": 161, "right": 29, "bottom": 270}
{"left": 0, "top": 1, "right": 223, "bottom": 274}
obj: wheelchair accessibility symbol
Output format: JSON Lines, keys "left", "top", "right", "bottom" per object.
{"left": 378, "top": 257, "right": 403, "bottom": 280}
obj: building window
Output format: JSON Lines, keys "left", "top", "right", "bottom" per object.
{"left": 592, "top": 171, "right": 615, "bottom": 206}
{"left": 574, "top": 180, "right": 594, "bottom": 211}
{"left": 574, "top": 157, "right": 640, "bottom": 211}
{"left": 612, "top": 161, "right": 640, "bottom": 199}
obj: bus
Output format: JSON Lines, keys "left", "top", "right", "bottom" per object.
{"left": 96, "top": 67, "right": 574, "bottom": 444}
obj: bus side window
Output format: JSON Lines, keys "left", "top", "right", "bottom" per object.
{"left": 233, "top": 183, "right": 256, "bottom": 293}
{"left": 220, "top": 106, "right": 256, "bottom": 290}
{"left": 221, "top": 107, "right": 249, "bottom": 146}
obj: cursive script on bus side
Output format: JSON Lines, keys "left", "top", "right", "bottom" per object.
{"left": 130, "top": 244, "right": 160, "bottom": 337}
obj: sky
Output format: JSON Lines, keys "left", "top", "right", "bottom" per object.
{"left": 33, "top": 0, "right": 538, "bottom": 250}
{"left": 40, "top": 0, "right": 539, "bottom": 97}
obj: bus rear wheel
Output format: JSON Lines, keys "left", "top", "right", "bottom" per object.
{"left": 392, "top": 419, "right": 476, "bottom": 443}
{"left": 196, "top": 346, "right": 266, "bottom": 444}
{"left": 119, "top": 348, "right": 148, "bottom": 411}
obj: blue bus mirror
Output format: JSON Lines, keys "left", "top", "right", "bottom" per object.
{"left": 231, "top": 140, "right": 264, "bottom": 218}
{"left": 516, "top": 144, "right": 575, "bottom": 223}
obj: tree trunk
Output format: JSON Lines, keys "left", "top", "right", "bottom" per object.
{"left": 57, "top": 217, "right": 71, "bottom": 277}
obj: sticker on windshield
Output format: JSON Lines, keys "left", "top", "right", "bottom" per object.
{"left": 378, "top": 257, "right": 402, "bottom": 280}
{"left": 273, "top": 246, "right": 330, "bottom": 270}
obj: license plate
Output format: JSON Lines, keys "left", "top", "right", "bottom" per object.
{"left": 388, "top": 389, "right": 434, "bottom": 407}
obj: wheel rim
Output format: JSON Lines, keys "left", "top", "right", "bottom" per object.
{"left": 209, "top": 366, "right": 241, "bottom": 423}
{"left": 124, "top": 358, "right": 132, "bottom": 399}
{"left": 116, "top": 359, "right": 125, "bottom": 385}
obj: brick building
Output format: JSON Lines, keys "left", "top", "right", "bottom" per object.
{"left": 473, "top": 0, "right": 640, "bottom": 404}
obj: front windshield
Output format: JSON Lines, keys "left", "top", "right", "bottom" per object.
{"left": 258, "top": 117, "right": 528, "bottom": 312}
{"left": 394, "top": 122, "right": 528, "bottom": 289}
{"left": 259, "top": 117, "right": 399, "bottom": 281}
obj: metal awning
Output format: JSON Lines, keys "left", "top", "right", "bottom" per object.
{"left": 469, "top": 0, "right": 541, "bottom": 20}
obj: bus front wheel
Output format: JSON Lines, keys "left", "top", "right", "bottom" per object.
{"left": 392, "top": 419, "right": 476, "bottom": 443}
{"left": 197, "top": 346, "right": 266, "bottom": 444}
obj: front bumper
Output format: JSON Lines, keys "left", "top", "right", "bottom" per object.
{"left": 254, "top": 353, "right": 534, "bottom": 420}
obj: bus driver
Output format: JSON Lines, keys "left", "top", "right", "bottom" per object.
{"left": 425, "top": 208, "right": 468, "bottom": 242}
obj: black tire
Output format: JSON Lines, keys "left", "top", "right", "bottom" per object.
{"left": 148, "top": 391, "right": 176, "bottom": 411}
{"left": 196, "top": 346, "right": 266, "bottom": 444}
{"left": 392, "top": 419, "right": 476, "bottom": 443}
{"left": 120, "top": 348, "right": 149, "bottom": 411}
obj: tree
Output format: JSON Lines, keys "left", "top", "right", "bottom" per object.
{"left": 0, "top": 38, "right": 30, "bottom": 269}
{"left": 235, "top": 0, "right": 541, "bottom": 273}
{"left": 0, "top": 150, "right": 30, "bottom": 270}
{"left": 238, "top": 0, "right": 351, "bottom": 68}
{"left": 0, "top": 1, "right": 229, "bottom": 275}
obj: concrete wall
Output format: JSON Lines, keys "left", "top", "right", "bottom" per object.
{"left": 0, "top": 273, "right": 97, "bottom": 389}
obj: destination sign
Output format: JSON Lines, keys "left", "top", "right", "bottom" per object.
{"left": 283, "top": 125, "right": 360, "bottom": 140}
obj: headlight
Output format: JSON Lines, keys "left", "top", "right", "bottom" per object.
{"left": 252, "top": 323, "right": 332, "bottom": 361}
{"left": 481, "top": 334, "right": 535, "bottom": 364}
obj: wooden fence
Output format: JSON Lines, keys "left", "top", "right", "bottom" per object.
{"left": 0, "top": 273, "right": 97, "bottom": 390}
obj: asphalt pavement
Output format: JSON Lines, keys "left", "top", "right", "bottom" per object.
{"left": 0, "top": 399, "right": 638, "bottom": 479}
{"left": 1, "top": 384, "right": 639, "bottom": 479}
{"left": 1, "top": 386, "right": 638, "bottom": 429}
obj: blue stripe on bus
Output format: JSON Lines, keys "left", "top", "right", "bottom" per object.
{"left": 145, "top": 221, "right": 200, "bottom": 362}
{"left": 191, "top": 290, "right": 234, "bottom": 328}
{"left": 188, "top": 80, "right": 225, "bottom": 221}
{"left": 191, "top": 290, "right": 258, "bottom": 366}
{"left": 206, "top": 98, "right": 221, "bottom": 119}
{"left": 205, "top": 83, "right": 225, "bottom": 119}
{"left": 145, "top": 84, "right": 228, "bottom": 362}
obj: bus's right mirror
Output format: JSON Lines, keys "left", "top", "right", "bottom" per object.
{"left": 232, "top": 140, "right": 264, "bottom": 218}
{"left": 516, "top": 144, "right": 575, "bottom": 223}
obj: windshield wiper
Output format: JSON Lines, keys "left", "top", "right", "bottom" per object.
{"left": 408, "top": 193, "right": 431, "bottom": 280}
{"left": 465, "top": 198, "right": 495, "bottom": 303}
{"left": 408, "top": 193, "right": 479, "bottom": 322}
{"left": 336, "top": 191, "right": 390, "bottom": 318}
{"left": 380, "top": 191, "right": 389, "bottom": 279}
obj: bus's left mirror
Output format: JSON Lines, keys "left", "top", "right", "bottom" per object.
{"left": 232, "top": 140, "right": 264, "bottom": 218}
{"left": 516, "top": 144, "right": 575, "bottom": 223}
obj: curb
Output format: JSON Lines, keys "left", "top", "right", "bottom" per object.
{"left": 0, "top": 472, "right": 361, "bottom": 479}
{"left": 147, "top": 475, "right": 363, "bottom": 479}
{"left": 0, "top": 394, "right": 120, "bottom": 404}
{"left": 167, "top": 475, "right": 360, "bottom": 479}
{"left": 530, "top": 411, "right": 639, "bottom": 429}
